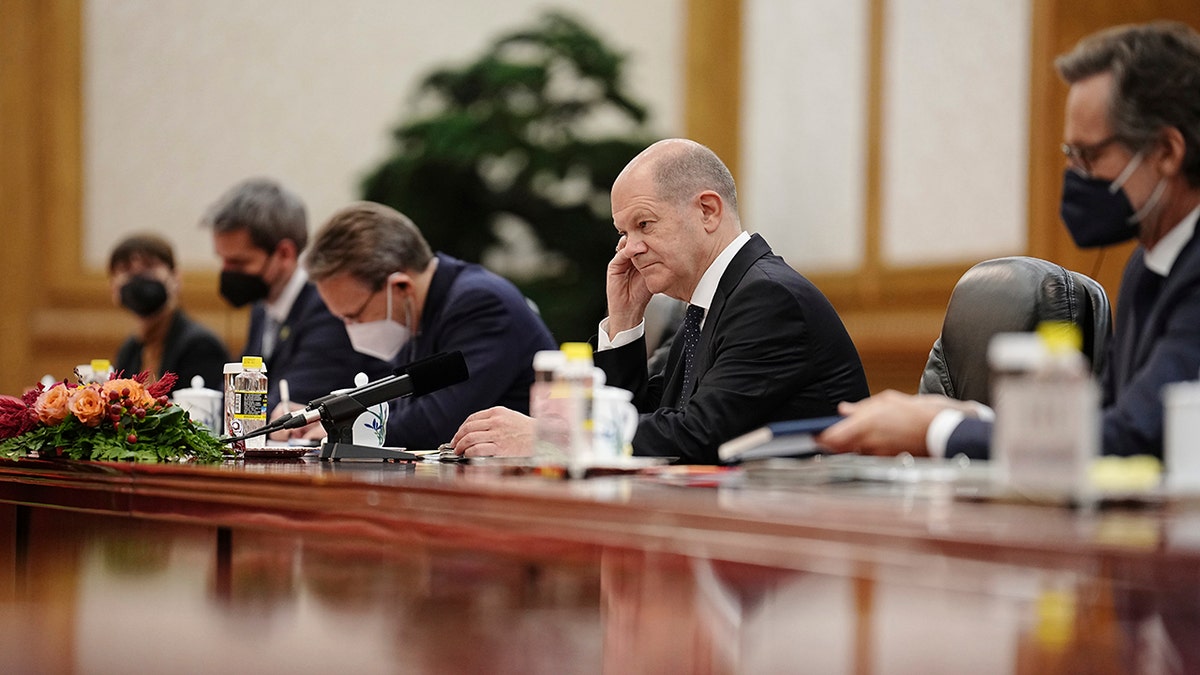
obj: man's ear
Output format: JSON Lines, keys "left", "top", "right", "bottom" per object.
{"left": 387, "top": 271, "right": 412, "bottom": 291}
{"left": 275, "top": 238, "right": 299, "bottom": 263}
{"left": 1157, "top": 126, "right": 1187, "bottom": 178}
{"left": 697, "top": 190, "right": 723, "bottom": 232}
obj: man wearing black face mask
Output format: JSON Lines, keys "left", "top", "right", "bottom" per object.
{"left": 203, "top": 178, "right": 393, "bottom": 417}
{"left": 819, "top": 22, "right": 1200, "bottom": 462}
{"left": 108, "top": 234, "right": 229, "bottom": 388}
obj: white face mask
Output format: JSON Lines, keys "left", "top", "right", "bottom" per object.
{"left": 345, "top": 278, "right": 410, "bottom": 362}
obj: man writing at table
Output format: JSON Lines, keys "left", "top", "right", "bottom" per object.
{"left": 453, "top": 138, "right": 869, "bottom": 463}
{"left": 819, "top": 22, "right": 1200, "bottom": 461}
{"left": 288, "top": 201, "right": 557, "bottom": 449}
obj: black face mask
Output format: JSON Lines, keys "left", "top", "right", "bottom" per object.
{"left": 119, "top": 276, "right": 169, "bottom": 317}
{"left": 1059, "top": 168, "right": 1140, "bottom": 248}
{"left": 1059, "top": 150, "right": 1168, "bottom": 249}
{"left": 219, "top": 270, "right": 271, "bottom": 308}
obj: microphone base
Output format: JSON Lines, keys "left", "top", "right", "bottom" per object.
{"left": 318, "top": 441, "right": 421, "bottom": 462}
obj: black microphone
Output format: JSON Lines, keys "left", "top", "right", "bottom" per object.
{"left": 221, "top": 351, "right": 469, "bottom": 444}
{"left": 316, "top": 350, "right": 469, "bottom": 426}
{"left": 275, "top": 351, "right": 467, "bottom": 430}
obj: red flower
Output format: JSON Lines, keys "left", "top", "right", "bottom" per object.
{"left": 21, "top": 384, "right": 44, "bottom": 407}
{"left": 147, "top": 372, "right": 179, "bottom": 399}
{"left": 0, "top": 396, "right": 38, "bottom": 439}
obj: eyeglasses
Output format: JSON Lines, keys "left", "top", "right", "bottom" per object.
{"left": 1061, "top": 135, "right": 1122, "bottom": 175}
{"left": 342, "top": 286, "right": 382, "bottom": 324}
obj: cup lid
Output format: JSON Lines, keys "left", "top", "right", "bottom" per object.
{"left": 172, "top": 374, "right": 223, "bottom": 399}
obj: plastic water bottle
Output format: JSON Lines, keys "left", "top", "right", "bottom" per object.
{"left": 231, "top": 356, "right": 269, "bottom": 449}
{"left": 559, "top": 342, "right": 595, "bottom": 477}
{"left": 531, "top": 349, "right": 568, "bottom": 463}
{"left": 77, "top": 359, "right": 114, "bottom": 384}
{"left": 990, "top": 322, "right": 1098, "bottom": 494}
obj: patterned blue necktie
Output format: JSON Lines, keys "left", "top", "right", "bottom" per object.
{"left": 678, "top": 304, "right": 705, "bottom": 405}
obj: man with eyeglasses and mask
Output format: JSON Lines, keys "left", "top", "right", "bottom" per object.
{"left": 269, "top": 201, "right": 555, "bottom": 449}
{"left": 819, "top": 21, "right": 1200, "bottom": 462}
{"left": 109, "top": 233, "right": 229, "bottom": 388}
{"left": 203, "top": 178, "right": 392, "bottom": 419}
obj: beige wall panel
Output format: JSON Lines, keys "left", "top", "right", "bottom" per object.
{"left": 881, "top": 0, "right": 1031, "bottom": 266}
{"left": 82, "top": 0, "right": 685, "bottom": 272}
{"left": 740, "top": 0, "right": 869, "bottom": 273}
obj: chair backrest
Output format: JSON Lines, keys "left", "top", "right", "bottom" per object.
{"left": 918, "top": 256, "right": 1112, "bottom": 406}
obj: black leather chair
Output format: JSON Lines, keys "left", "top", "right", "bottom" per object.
{"left": 918, "top": 256, "right": 1112, "bottom": 406}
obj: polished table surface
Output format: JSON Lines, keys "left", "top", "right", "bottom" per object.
{"left": 0, "top": 455, "right": 1196, "bottom": 673}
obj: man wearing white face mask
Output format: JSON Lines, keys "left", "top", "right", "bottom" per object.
{"left": 819, "top": 21, "right": 1200, "bottom": 461}
{"left": 290, "top": 201, "right": 556, "bottom": 449}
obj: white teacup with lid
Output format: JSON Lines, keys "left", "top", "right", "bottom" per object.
{"left": 172, "top": 375, "right": 224, "bottom": 435}
{"left": 328, "top": 372, "right": 391, "bottom": 447}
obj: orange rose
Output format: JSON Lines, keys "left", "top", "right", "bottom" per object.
{"left": 69, "top": 386, "right": 107, "bottom": 427}
{"left": 102, "top": 378, "right": 153, "bottom": 408}
{"left": 34, "top": 385, "right": 72, "bottom": 426}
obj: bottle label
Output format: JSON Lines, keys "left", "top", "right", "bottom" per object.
{"left": 233, "top": 390, "right": 269, "bottom": 420}
{"left": 993, "top": 375, "right": 1098, "bottom": 492}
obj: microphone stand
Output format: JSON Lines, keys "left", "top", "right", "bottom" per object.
{"left": 316, "top": 396, "right": 420, "bottom": 462}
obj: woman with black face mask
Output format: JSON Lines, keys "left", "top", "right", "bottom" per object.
{"left": 108, "top": 234, "right": 230, "bottom": 390}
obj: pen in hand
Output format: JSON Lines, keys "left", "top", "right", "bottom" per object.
{"left": 279, "top": 378, "right": 291, "bottom": 412}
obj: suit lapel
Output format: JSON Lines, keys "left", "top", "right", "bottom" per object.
{"left": 1114, "top": 233, "right": 1200, "bottom": 391}
{"left": 672, "top": 234, "right": 772, "bottom": 403}
{"left": 267, "top": 283, "right": 311, "bottom": 368}
{"left": 1131, "top": 234, "right": 1200, "bottom": 370}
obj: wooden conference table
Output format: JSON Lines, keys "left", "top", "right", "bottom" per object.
{"left": 0, "top": 454, "right": 1195, "bottom": 674}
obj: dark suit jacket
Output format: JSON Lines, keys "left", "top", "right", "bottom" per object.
{"left": 948, "top": 231, "right": 1200, "bottom": 460}
{"left": 386, "top": 253, "right": 556, "bottom": 449}
{"left": 115, "top": 310, "right": 229, "bottom": 390}
{"left": 245, "top": 279, "right": 392, "bottom": 411}
{"left": 595, "top": 234, "right": 870, "bottom": 464}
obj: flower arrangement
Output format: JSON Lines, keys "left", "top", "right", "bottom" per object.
{"left": 0, "top": 371, "right": 225, "bottom": 463}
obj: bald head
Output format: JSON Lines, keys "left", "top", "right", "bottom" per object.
{"left": 618, "top": 139, "right": 739, "bottom": 216}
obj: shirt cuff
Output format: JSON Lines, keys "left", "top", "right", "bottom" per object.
{"left": 597, "top": 318, "right": 645, "bottom": 351}
{"left": 925, "top": 403, "right": 995, "bottom": 459}
{"left": 969, "top": 402, "right": 995, "bottom": 423}
{"left": 925, "top": 409, "right": 965, "bottom": 460}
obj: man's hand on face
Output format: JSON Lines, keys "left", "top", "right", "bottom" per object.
{"left": 606, "top": 235, "right": 654, "bottom": 336}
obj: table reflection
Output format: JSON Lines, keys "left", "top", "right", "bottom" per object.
{"left": 1, "top": 460, "right": 1199, "bottom": 673}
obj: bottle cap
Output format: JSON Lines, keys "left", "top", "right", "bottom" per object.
{"left": 988, "top": 332, "right": 1046, "bottom": 372}
{"left": 242, "top": 356, "right": 264, "bottom": 370}
{"left": 533, "top": 350, "right": 567, "bottom": 371}
{"left": 1036, "top": 321, "right": 1083, "bottom": 355}
{"left": 560, "top": 342, "right": 592, "bottom": 362}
